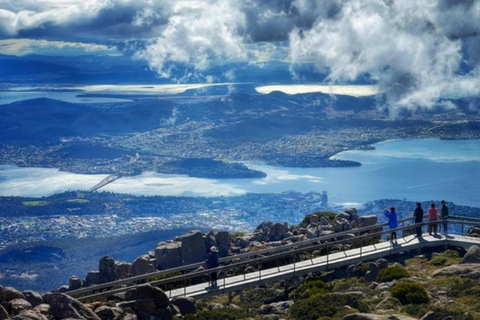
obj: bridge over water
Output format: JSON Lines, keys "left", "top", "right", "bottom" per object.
{"left": 68, "top": 216, "right": 480, "bottom": 302}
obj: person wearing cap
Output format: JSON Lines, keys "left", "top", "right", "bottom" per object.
{"left": 413, "top": 202, "right": 424, "bottom": 238}
{"left": 384, "top": 206, "right": 398, "bottom": 242}
{"left": 206, "top": 246, "right": 219, "bottom": 287}
{"left": 428, "top": 203, "right": 438, "bottom": 235}
{"left": 440, "top": 200, "right": 449, "bottom": 235}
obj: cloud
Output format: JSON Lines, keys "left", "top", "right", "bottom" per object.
{"left": 0, "top": 38, "right": 119, "bottom": 56}
{"left": 288, "top": 0, "right": 480, "bottom": 112}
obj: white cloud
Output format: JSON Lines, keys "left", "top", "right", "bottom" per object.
{"left": 0, "top": 38, "right": 119, "bottom": 56}
{"left": 288, "top": 0, "right": 480, "bottom": 112}
{"left": 135, "top": 0, "right": 248, "bottom": 78}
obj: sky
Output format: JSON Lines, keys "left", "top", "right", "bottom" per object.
{"left": 0, "top": 0, "right": 479, "bottom": 110}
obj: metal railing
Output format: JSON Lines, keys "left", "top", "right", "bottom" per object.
{"left": 68, "top": 215, "right": 480, "bottom": 302}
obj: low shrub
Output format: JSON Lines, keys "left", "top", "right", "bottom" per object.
{"left": 289, "top": 279, "right": 329, "bottom": 299}
{"left": 428, "top": 249, "right": 461, "bottom": 266}
{"left": 377, "top": 264, "right": 410, "bottom": 283}
{"left": 290, "top": 293, "right": 368, "bottom": 320}
{"left": 183, "top": 309, "right": 248, "bottom": 320}
{"left": 390, "top": 281, "right": 430, "bottom": 305}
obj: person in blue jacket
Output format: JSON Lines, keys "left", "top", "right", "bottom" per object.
{"left": 384, "top": 206, "right": 398, "bottom": 242}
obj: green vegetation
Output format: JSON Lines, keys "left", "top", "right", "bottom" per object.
{"left": 22, "top": 201, "right": 48, "bottom": 206}
{"left": 289, "top": 279, "right": 329, "bottom": 299}
{"left": 377, "top": 264, "right": 410, "bottom": 282}
{"left": 183, "top": 308, "right": 249, "bottom": 320}
{"left": 428, "top": 249, "right": 461, "bottom": 266}
{"left": 230, "top": 231, "right": 245, "bottom": 239}
{"left": 290, "top": 293, "right": 368, "bottom": 320}
{"left": 67, "top": 199, "right": 90, "bottom": 203}
{"left": 390, "top": 281, "right": 430, "bottom": 305}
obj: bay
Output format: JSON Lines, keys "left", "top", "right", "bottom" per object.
{"left": 0, "top": 138, "right": 479, "bottom": 207}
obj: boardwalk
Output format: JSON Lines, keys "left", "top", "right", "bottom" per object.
{"left": 166, "top": 233, "right": 480, "bottom": 300}
{"left": 71, "top": 216, "right": 480, "bottom": 303}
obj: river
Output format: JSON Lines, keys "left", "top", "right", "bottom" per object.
{"left": 0, "top": 138, "right": 479, "bottom": 207}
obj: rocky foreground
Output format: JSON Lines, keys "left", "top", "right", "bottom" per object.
{"left": 1, "top": 209, "right": 480, "bottom": 320}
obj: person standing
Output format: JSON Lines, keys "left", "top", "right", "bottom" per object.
{"left": 440, "top": 200, "right": 449, "bottom": 235}
{"left": 206, "top": 246, "right": 219, "bottom": 287}
{"left": 413, "top": 202, "right": 424, "bottom": 238}
{"left": 384, "top": 206, "right": 398, "bottom": 242}
{"left": 428, "top": 203, "right": 438, "bottom": 235}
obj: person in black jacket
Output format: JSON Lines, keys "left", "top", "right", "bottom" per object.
{"left": 206, "top": 246, "right": 219, "bottom": 287}
{"left": 413, "top": 202, "right": 424, "bottom": 238}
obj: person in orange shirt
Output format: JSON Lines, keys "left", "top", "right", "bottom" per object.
{"left": 427, "top": 203, "right": 438, "bottom": 235}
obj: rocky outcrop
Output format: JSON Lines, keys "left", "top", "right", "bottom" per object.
{"left": 180, "top": 231, "right": 207, "bottom": 265}
{"left": 121, "top": 284, "right": 173, "bottom": 320}
{"left": 170, "top": 297, "right": 197, "bottom": 315}
{"left": 99, "top": 256, "right": 118, "bottom": 283}
{"left": 155, "top": 242, "right": 182, "bottom": 270}
{"left": 460, "top": 245, "right": 480, "bottom": 264}
{"left": 43, "top": 292, "right": 101, "bottom": 320}
{"left": 432, "top": 263, "right": 480, "bottom": 279}
{"left": 131, "top": 254, "right": 156, "bottom": 276}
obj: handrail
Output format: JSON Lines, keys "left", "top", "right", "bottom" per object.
{"left": 68, "top": 216, "right": 480, "bottom": 301}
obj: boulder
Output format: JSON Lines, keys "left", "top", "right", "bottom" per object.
{"left": 0, "top": 287, "right": 25, "bottom": 302}
{"left": 115, "top": 262, "right": 132, "bottom": 280}
{"left": 319, "top": 217, "right": 331, "bottom": 226}
{"left": 255, "top": 221, "right": 273, "bottom": 234}
{"left": 419, "top": 311, "right": 436, "bottom": 320}
{"left": 215, "top": 231, "right": 231, "bottom": 248}
{"left": 180, "top": 231, "right": 207, "bottom": 265}
{"left": 432, "top": 264, "right": 480, "bottom": 279}
{"left": 461, "top": 245, "right": 480, "bottom": 264}
{"left": 69, "top": 276, "right": 82, "bottom": 291}
{"left": 257, "top": 301, "right": 293, "bottom": 315}
{"left": 85, "top": 271, "right": 102, "bottom": 287}
{"left": 123, "top": 284, "right": 172, "bottom": 320}
{"left": 0, "top": 305, "right": 9, "bottom": 320}
{"left": 338, "top": 212, "right": 351, "bottom": 221}
{"left": 170, "top": 297, "right": 197, "bottom": 315}
{"left": 94, "top": 306, "right": 124, "bottom": 320}
{"left": 21, "top": 291, "right": 43, "bottom": 308}
{"left": 155, "top": 242, "right": 182, "bottom": 270}
{"left": 376, "top": 259, "right": 389, "bottom": 270}
{"left": 268, "top": 223, "right": 288, "bottom": 240}
{"left": 33, "top": 304, "right": 50, "bottom": 316}
{"left": 234, "top": 236, "right": 250, "bottom": 249}
{"left": 99, "top": 256, "right": 117, "bottom": 283}
{"left": 358, "top": 215, "right": 378, "bottom": 228}
{"left": 11, "top": 310, "right": 48, "bottom": 320}
{"left": 132, "top": 255, "right": 155, "bottom": 276}
{"left": 365, "top": 262, "right": 379, "bottom": 283}
{"left": 10, "top": 299, "right": 32, "bottom": 315}
{"left": 343, "top": 313, "right": 416, "bottom": 320}
{"left": 466, "top": 226, "right": 480, "bottom": 238}
{"left": 43, "top": 292, "right": 101, "bottom": 320}
{"left": 309, "top": 214, "right": 319, "bottom": 224}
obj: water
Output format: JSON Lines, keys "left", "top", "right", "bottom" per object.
{"left": 1, "top": 138, "right": 479, "bottom": 207}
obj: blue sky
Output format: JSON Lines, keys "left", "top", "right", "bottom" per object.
{"left": 0, "top": 0, "right": 479, "bottom": 109}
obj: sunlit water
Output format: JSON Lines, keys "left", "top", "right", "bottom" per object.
{"left": 1, "top": 139, "right": 479, "bottom": 207}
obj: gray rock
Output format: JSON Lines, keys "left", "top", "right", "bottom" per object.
{"left": 432, "top": 263, "right": 480, "bottom": 279}
{"left": 43, "top": 292, "right": 101, "bottom": 320}
{"left": 131, "top": 255, "right": 155, "bottom": 276}
{"left": 32, "top": 304, "right": 50, "bottom": 316}
{"left": 85, "top": 271, "right": 101, "bottom": 287}
{"left": 171, "top": 297, "right": 197, "bottom": 315}
{"left": 11, "top": 310, "right": 48, "bottom": 320}
{"left": 234, "top": 236, "right": 250, "bottom": 249}
{"left": 69, "top": 276, "right": 82, "bottom": 291}
{"left": 203, "top": 233, "right": 217, "bottom": 253}
{"left": 258, "top": 301, "right": 293, "bottom": 315}
{"left": 0, "top": 305, "right": 9, "bottom": 320}
{"left": 255, "top": 221, "right": 273, "bottom": 233}
{"left": 215, "top": 231, "right": 231, "bottom": 248}
{"left": 99, "top": 256, "right": 118, "bottom": 283}
{"left": 365, "top": 262, "right": 379, "bottom": 283}
{"left": 21, "top": 291, "right": 43, "bottom": 308}
{"left": 94, "top": 306, "right": 123, "bottom": 320}
{"left": 358, "top": 215, "right": 378, "bottom": 228}
{"left": 376, "top": 259, "right": 389, "bottom": 270}
{"left": 338, "top": 212, "right": 351, "bottom": 221}
{"left": 320, "top": 216, "right": 331, "bottom": 226}
{"left": 419, "top": 311, "right": 436, "bottom": 320}
{"left": 124, "top": 284, "right": 170, "bottom": 309}
{"left": 268, "top": 223, "right": 288, "bottom": 240}
{"left": 309, "top": 215, "right": 319, "bottom": 224}
{"left": 155, "top": 242, "right": 182, "bottom": 270}
{"left": 0, "top": 287, "right": 25, "bottom": 302}
{"left": 115, "top": 262, "right": 132, "bottom": 280}
{"left": 306, "top": 227, "right": 318, "bottom": 239}
{"left": 341, "top": 313, "right": 376, "bottom": 320}
{"left": 10, "top": 298, "right": 32, "bottom": 315}
{"left": 461, "top": 245, "right": 480, "bottom": 264}
{"left": 466, "top": 226, "right": 480, "bottom": 238}
{"left": 124, "top": 284, "right": 172, "bottom": 320}
{"left": 180, "top": 230, "right": 207, "bottom": 265}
